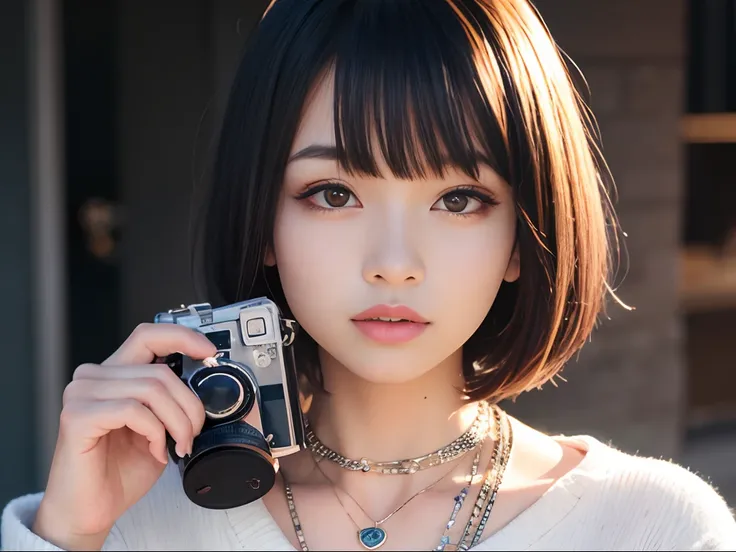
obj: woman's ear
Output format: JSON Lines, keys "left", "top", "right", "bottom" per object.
{"left": 264, "top": 246, "right": 276, "bottom": 267}
{"left": 503, "top": 244, "right": 520, "bottom": 283}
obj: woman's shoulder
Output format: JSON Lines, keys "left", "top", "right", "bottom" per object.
{"left": 574, "top": 434, "right": 732, "bottom": 506}
{"left": 537, "top": 434, "right": 736, "bottom": 550}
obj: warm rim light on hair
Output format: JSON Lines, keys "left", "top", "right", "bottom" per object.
{"left": 198, "top": 0, "right": 632, "bottom": 404}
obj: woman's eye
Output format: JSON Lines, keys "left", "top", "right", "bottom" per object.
{"left": 441, "top": 193, "right": 471, "bottom": 213}
{"left": 296, "top": 183, "right": 360, "bottom": 210}
{"left": 321, "top": 187, "right": 353, "bottom": 208}
{"left": 432, "top": 190, "right": 496, "bottom": 215}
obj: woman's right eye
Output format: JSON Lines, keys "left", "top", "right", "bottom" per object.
{"left": 295, "top": 183, "right": 361, "bottom": 210}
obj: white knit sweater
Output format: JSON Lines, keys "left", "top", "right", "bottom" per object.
{"left": 3, "top": 435, "right": 736, "bottom": 551}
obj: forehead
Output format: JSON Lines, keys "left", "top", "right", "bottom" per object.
{"left": 290, "top": 71, "right": 336, "bottom": 154}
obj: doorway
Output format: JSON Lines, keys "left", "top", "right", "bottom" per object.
{"left": 62, "top": 0, "right": 269, "bottom": 378}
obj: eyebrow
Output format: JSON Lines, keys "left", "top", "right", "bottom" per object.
{"left": 288, "top": 144, "right": 338, "bottom": 164}
{"left": 288, "top": 143, "right": 497, "bottom": 170}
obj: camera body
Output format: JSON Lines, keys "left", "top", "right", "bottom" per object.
{"left": 154, "top": 297, "right": 305, "bottom": 509}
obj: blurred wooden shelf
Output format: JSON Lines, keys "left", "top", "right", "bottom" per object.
{"left": 680, "top": 246, "right": 736, "bottom": 313}
{"left": 682, "top": 113, "right": 736, "bottom": 143}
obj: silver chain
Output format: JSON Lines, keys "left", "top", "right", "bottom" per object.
{"left": 305, "top": 401, "right": 493, "bottom": 474}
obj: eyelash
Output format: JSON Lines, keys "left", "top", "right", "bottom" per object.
{"left": 294, "top": 182, "right": 500, "bottom": 217}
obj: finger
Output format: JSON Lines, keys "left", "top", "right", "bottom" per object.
{"left": 71, "top": 364, "right": 206, "bottom": 437}
{"left": 64, "top": 378, "right": 197, "bottom": 456}
{"left": 103, "top": 323, "right": 216, "bottom": 367}
{"left": 60, "top": 399, "right": 169, "bottom": 464}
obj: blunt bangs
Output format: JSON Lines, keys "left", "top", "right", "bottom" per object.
{"left": 200, "top": 0, "right": 625, "bottom": 404}
{"left": 327, "top": 0, "right": 510, "bottom": 183}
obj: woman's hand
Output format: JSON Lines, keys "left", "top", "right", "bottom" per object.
{"left": 32, "top": 323, "right": 217, "bottom": 551}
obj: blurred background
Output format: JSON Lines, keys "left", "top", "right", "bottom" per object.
{"left": 1, "top": 0, "right": 735, "bottom": 522}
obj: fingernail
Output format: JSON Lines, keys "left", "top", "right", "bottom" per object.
{"left": 176, "top": 443, "right": 186, "bottom": 458}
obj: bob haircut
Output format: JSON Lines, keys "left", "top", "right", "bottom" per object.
{"left": 197, "top": 0, "right": 625, "bottom": 404}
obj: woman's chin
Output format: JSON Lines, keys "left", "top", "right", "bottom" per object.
{"left": 330, "top": 359, "right": 439, "bottom": 386}
{"left": 315, "top": 339, "right": 461, "bottom": 386}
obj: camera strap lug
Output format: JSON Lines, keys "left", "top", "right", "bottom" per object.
{"left": 281, "top": 319, "right": 298, "bottom": 347}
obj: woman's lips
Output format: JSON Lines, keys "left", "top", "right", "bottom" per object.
{"left": 351, "top": 304, "right": 430, "bottom": 344}
{"left": 351, "top": 320, "right": 429, "bottom": 344}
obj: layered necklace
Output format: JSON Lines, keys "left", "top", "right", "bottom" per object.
{"left": 282, "top": 402, "right": 513, "bottom": 551}
{"left": 305, "top": 400, "right": 492, "bottom": 474}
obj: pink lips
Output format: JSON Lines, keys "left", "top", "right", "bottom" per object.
{"left": 351, "top": 304, "right": 430, "bottom": 344}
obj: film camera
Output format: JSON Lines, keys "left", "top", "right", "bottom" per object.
{"left": 154, "top": 297, "right": 305, "bottom": 509}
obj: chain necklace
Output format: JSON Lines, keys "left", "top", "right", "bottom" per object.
{"left": 305, "top": 401, "right": 492, "bottom": 474}
{"left": 455, "top": 407, "right": 512, "bottom": 551}
{"left": 456, "top": 406, "right": 504, "bottom": 548}
{"left": 282, "top": 410, "right": 513, "bottom": 552}
{"left": 434, "top": 442, "right": 483, "bottom": 551}
{"left": 282, "top": 404, "right": 515, "bottom": 551}
{"left": 313, "top": 450, "right": 478, "bottom": 550}
{"left": 469, "top": 410, "right": 513, "bottom": 549}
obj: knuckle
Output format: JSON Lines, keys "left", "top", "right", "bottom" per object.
{"left": 72, "top": 363, "right": 98, "bottom": 380}
{"left": 154, "top": 363, "right": 180, "bottom": 385}
{"left": 131, "top": 322, "right": 154, "bottom": 339}
{"left": 119, "top": 398, "right": 142, "bottom": 417}
{"left": 139, "top": 377, "right": 168, "bottom": 401}
{"left": 151, "top": 362, "right": 170, "bottom": 378}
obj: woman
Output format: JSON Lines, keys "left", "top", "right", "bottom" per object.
{"left": 4, "top": 0, "right": 735, "bottom": 550}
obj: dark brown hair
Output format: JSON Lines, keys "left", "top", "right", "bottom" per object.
{"left": 197, "top": 0, "right": 628, "bottom": 404}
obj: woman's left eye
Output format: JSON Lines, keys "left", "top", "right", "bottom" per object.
{"left": 431, "top": 189, "right": 498, "bottom": 216}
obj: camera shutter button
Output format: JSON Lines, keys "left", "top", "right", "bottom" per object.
{"left": 253, "top": 350, "right": 271, "bottom": 368}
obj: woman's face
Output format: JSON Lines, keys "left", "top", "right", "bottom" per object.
{"left": 270, "top": 74, "right": 520, "bottom": 385}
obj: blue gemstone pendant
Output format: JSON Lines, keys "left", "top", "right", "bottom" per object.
{"left": 358, "top": 527, "right": 387, "bottom": 550}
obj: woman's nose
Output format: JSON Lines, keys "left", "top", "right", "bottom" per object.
{"left": 361, "top": 214, "right": 425, "bottom": 286}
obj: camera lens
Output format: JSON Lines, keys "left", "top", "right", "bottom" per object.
{"left": 196, "top": 373, "right": 246, "bottom": 419}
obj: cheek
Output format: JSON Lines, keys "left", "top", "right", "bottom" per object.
{"left": 426, "top": 214, "right": 516, "bottom": 325}
{"left": 271, "top": 205, "right": 353, "bottom": 324}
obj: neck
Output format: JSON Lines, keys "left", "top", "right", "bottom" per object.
{"left": 306, "top": 347, "right": 479, "bottom": 463}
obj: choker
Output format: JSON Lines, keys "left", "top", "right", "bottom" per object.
{"left": 304, "top": 401, "right": 493, "bottom": 474}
